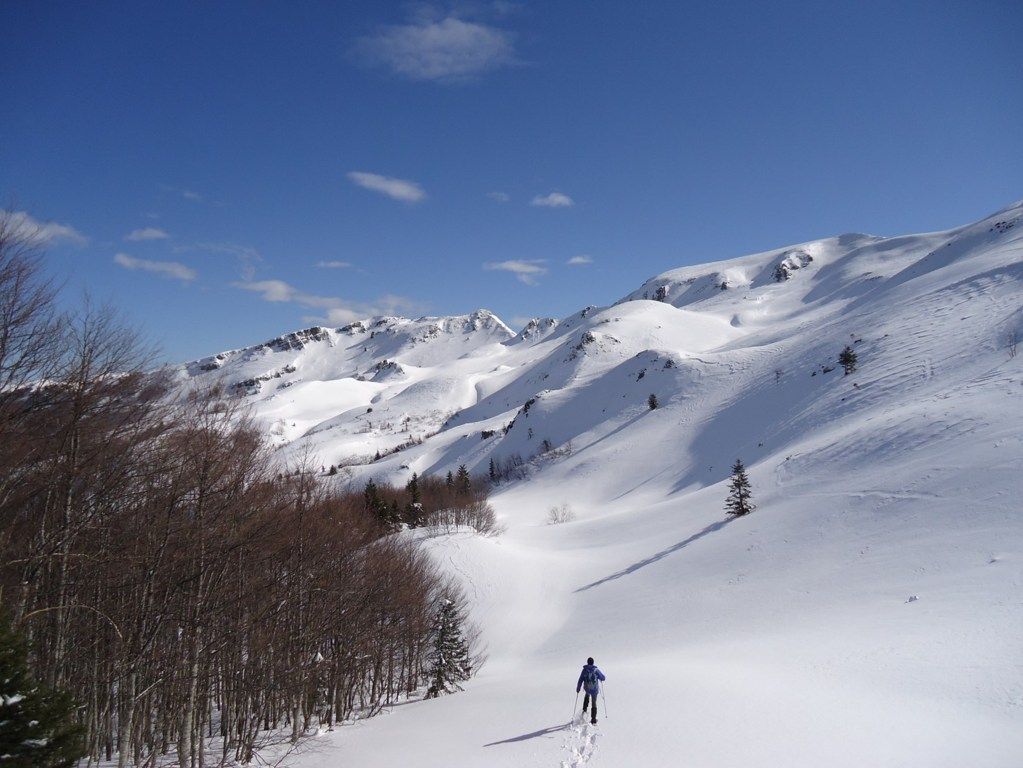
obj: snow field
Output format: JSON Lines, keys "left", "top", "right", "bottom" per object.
{"left": 181, "top": 201, "right": 1023, "bottom": 766}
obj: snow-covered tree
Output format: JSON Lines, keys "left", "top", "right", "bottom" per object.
{"left": 725, "top": 459, "right": 755, "bottom": 516}
{"left": 0, "top": 620, "right": 84, "bottom": 768}
{"left": 839, "top": 345, "right": 858, "bottom": 375}
{"left": 648, "top": 393, "right": 659, "bottom": 410}
{"left": 423, "top": 598, "right": 472, "bottom": 698}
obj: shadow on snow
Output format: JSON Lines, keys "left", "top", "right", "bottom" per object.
{"left": 574, "top": 517, "right": 735, "bottom": 592}
{"left": 483, "top": 722, "right": 571, "bottom": 747}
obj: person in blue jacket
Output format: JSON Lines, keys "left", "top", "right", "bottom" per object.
{"left": 576, "top": 657, "right": 606, "bottom": 724}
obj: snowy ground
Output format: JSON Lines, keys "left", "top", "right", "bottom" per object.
{"left": 184, "top": 201, "right": 1023, "bottom": 767}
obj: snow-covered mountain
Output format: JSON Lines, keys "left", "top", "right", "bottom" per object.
{"left": 178, "top": 201, "right": 1023, "bottom": 767}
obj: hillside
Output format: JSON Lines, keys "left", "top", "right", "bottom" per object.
{"left": 179, "top": 201, "right": 1023, "bottom": 767}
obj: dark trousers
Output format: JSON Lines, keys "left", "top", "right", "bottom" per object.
{"left": 582, "top": 691, "right": 597, "bottom": 721}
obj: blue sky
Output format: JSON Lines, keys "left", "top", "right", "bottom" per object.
{"left": 2, "top": 0, "right": 1021, "bottom": 362}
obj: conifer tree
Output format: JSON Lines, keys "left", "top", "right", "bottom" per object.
{"left": 839, "top": 345, "right": 858, "bottom": 375}
{"left": 445, "top": 470, "right": 455, "bottom": 489}
{"left": 364, "top": 478, "right": 381, "bottom": 512}
{"left": 406, "top": 472, "right": 421, "bottom": 505}
{"left": 648, "top": 393, "right": 659, "bottom": 410}
{"left": 488, "top": 457, "right": 497, "bottom": 481}
{"left": 725, "top": 459, "right": 755, "bottom": 516}
{"left": 365, "top": 479, "right": 394, "bottom": 528}
{"left": 0, "top": 620, "right": 84, "bottom": 768}
{"left": 455, "top": 465, "right": 472, "bottom": 495}
{"left": 405, "top": 473, "right": 422, "bottom": 527}
{"left": 423, "top": 598, "right": 472, "bottom": 698}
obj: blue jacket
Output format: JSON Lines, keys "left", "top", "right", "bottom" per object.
{"left": 576, "top": 664, "right": 606, "bottom": 694}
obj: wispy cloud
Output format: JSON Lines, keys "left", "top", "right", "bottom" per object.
{"left": 125, "top": 227, "right": 169, "bottom": 242}
{"left": 233, "top": 279, "right": 420, "bottom": 325}
{"left": 354, "top": 11, "right": 516, "bottom": 83}
{"left": 484, "top": 259, "right": 547, "bottom": 285}
{"left": 315, "top": 260, "right": 352, "bottom": 269}
{"left": 530, "top": 192, "right": 574, "bottom": 208}
{"left": 1, "top": 210, "right": 88, "bottom": 246}
{"left": 161, "top": 184, "right": 204, "bottom": 203}
{"left": 567, "top": 255, "right": 593, "bottom": 266}
{"left": 114, "top": 253, "right": 196, "bottom": 282}
{"left": 487, "top": 191, "right": 511, "bottom": 203}
{"left": 178, "top": 241, "right": 263, "bottom": 280}
{"left": 347, "top": 171, "right": 426, "bottom": 203}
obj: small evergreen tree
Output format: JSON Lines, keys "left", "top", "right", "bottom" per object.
{"left": 725, "top": 459, "right": 755, "bottom": 516}
{"left": 405, "top": 472, "right": 422, "bottom": 527}
{"left": 423, "top": 598, "right": 472, "bottom": 698}
{"left": 0, "top": 619, "right": 84, "bottom": 768}
{"left": 364, "top": 478, "right": 381, "bottom": 512}
{"left": 455, "top": 465, "right": 472, "bottom": 495}
{"left": 648, "top": 393, "right": 659, "bottom": 410}
{"left": 445, "top": 470, "right": 455, "bottom": 489}
{"left": 839, "top": 345, "right": 858, "bottom": 375}
{"left": 328, "top": 465, "right": 338, "bottom": 475}
{"left": 406, "top": 472, "right": 421, "bottom": 505}
{"left": 488, "top": 457, "right": 497, "bottom": 481}
{"left": 365, "top": 479, "right": 394, "bottom": 529}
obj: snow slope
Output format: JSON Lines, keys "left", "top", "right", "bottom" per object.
{"left": 180, "top": 201, "right": 1023, "bottom": 767}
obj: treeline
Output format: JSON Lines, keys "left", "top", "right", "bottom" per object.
{"left": 0, "top": 214, "right": 482, "bottom": 766}
{"left": 360, "top": 467, "right": 498, "bottom": 535}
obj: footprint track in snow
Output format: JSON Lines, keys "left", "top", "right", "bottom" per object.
{"left": 560, "top": 719, "right": 599, "bottom": 767}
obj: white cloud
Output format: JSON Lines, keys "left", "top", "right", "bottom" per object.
{"left": 347, "top": 171, "right": 426, "bottom": 203}
{"left": 114, "top": 253, "right": 196, "bottom": 282}
{"left": 487, "top": 191, "right": 510, "bottom": 203}
{"left": 233, "top": 279, "right": 420, "bottom": 325}
{"left": 484, "top": 259, "right": 547, "bottom": 285}
{"left": 1, "top": 210, "right": 88, "bottom": 246}
{"left": 315, "top": 260, "right": 353, "bottom": 269}
{"left": 161, "top": 185, "right": 204, "bottom": 203}
{"left": 180, "top": 241, "right": 262, "bottom": 280}
{"left": 567, "top": 255, "right": 593, "bottom": 266}
{"left": 125, "top": 227, "right": 169, "bottom": 241}
{"left": 355, "top": 14, "right": 515, "bottom": 82}
{"left": 530, "top": 192, "right": 574, "bottom": 208}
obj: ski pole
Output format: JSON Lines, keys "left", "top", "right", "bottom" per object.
{"left": 600, "top": 682, "right": 608, "bottom": 719}
{"left": 572, "top": 690, "right": 580, "bottom": 723}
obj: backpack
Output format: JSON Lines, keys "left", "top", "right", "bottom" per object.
{"left": 583, "top": 666, "right": 598, "bottom": 690}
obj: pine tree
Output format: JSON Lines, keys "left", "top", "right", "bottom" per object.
{"left": 455, "top": 465, "right": 472, "bottom": 496}
{"left": 365, "top": 479, "right": 394, "bottom": 529}
{"left": 364, "top": 478, "right": 381, "bottom": 512}
{"left": 839, "top": 345, "right": 858, "bottom": 375}
{"left": 0, "top": 619, "right": 84, "bottom": 768}
{"left": 445, "top": 470, "right": 455, "bottom": 489}
{"left": 405, "top": 473, "right": 423, "bottom": 527}
{"left": 423, "top": 599, "right": 472, "bottom": 699}
{"left": 725, "top": 459, "right": 755, "bottom": 516}
{"left": 488, "top": 457, "right": 497, "bottom": 482}
{"left": 648, "top": 393, "right": 659, "bottom": 410}
{"left": 406, "top": 472, "right": 421, "bottom": 505}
